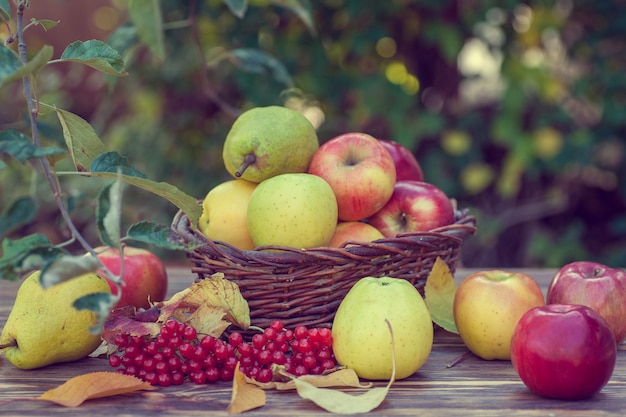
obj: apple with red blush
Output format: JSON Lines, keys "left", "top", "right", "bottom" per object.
{"left": 328, "top": 221, "right": 385, "bottom": 248}
{"left": 378, "top": 139, "right": 424, "bottom": 182}
{"left": 368, "top": 180, "right": 455, "bottom": 237}
{"left": 96, "top": 246, "right": 168, "bottom": 310}
{"left": 308, "top": 132, "right": 396, "bottom": 222}
{"left": 546, "top": 261, "right": 626, "bottom": 344}
{"left": 511, "top": 304, "right": 617, "bottom": 400}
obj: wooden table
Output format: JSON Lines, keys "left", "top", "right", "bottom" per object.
{"left": 1, "top": 267, "right": 625, "bottom": 416}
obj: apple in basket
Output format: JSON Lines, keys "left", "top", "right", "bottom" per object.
{"left": 378, "top": 139, "right": 424, "bottom": 182}
{"left": 368, "top": 180, "right": 455, "bottom": 237}
{"left": 328, "top": 221, "right": 384, "bottom": 248}
{"left": 308, "top": 132, "right": 396, "bottom": 222}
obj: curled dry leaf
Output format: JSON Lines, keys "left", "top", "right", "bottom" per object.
{"left": 424, "top": 257, "right": 459, "bottom": 334}
{"left": 228, "top": 363, "right": 266, "bottom": 414}
{"left": 37, "top": 371, "right": 156, "bottom": 407}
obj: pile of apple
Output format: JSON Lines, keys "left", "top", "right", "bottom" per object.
{"left": 199, "top": 105, "right": 456, "bottom": 251}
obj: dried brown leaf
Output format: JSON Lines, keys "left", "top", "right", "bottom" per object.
{"left": 37, "top": 372, "right": 156, "bottom": 407}
{"left": 228, "top": 363, "right": 266, "bottom": 414}
{"left": 250, "top": 368, "right": 372, "bottom": 391}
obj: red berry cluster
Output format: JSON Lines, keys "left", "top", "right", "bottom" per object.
{"left": 107, "top": 319, "right": 336, "bottom": 386}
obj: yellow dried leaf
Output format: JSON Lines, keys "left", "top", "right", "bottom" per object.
{"left": 228, "top": 363, "right": 266, "bottom": 414}
{"left": 251, "top": 368, "right": 372, "bottom": 391}
{"left": 37, "top": 372, "right": 156, "bottom": 407}
{"left": 424, "top": 257, "right": 459, "bottom": 334}
{"left": 187, "top": 304, "right": 231, "bottom": 338}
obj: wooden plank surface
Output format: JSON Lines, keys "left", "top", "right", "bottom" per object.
{"left": 1, "top": 267, "right": 625, "bottom": 416}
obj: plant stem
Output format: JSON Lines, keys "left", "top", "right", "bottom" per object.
{"left": 16, "top": 1, "right": 95, "bottom": 257}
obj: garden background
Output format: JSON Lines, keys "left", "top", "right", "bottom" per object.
{"left": 1, "top": 0, "right": 625, "bottom": 268}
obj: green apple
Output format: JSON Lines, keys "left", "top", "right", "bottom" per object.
{"left": 222, "top": 106, "right": 319, "bottom": 183}
{"left": 198, "top": 179, "right": 258, "bottom": 250}
{"left": 331, "top": 276, "right": 434, "bottom": 380}
{"left": 246, "top": 173, "right": 338, "bottom": 248}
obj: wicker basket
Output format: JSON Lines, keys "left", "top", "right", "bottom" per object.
{"left": 171, "top": 208, "right": 476, "bottom": 331}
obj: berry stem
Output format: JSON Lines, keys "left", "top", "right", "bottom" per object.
{"left": 446, "top": 349, "right": 474, "bottom": 368}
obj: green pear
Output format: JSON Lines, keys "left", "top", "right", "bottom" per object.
{"left": 0, "top": 270, "right": 111, "bottom": 369}
{"left": 247, "top": 173, "right": 338, "bottom": 248}
{"left": 222, "top": 106, "right": 319, "bottom": 183}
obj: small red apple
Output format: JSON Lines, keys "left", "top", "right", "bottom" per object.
{"left": 368, "top": 180, "right": 454, "bottom": 237}
{"left": 511, "top": 304, "right": 617, "bottom": 400}
{"left": 308, "top": 132, "right": 396, "bottom": 222}
{"left": 546, "top": 261, "right": 626, "bottom": 344}
{"left": 378, "top": 139, "right": 424, "bottom": 182}
{"left": 328, "top": 221, "right": 385, "bottom": 248}
{"left": 96, "top": 246, "right": 168, "bottom": 310}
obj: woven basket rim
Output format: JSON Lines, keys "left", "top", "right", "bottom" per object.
{"left": 171, "top": 206, "right": 477, "bottom": 262}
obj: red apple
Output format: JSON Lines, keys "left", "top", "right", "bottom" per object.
{"left": 379, "top": 139, "right": 424, "bottom": 182}
{"left": 96, "top": 246, "right": 168, "bottom": 310}
{"left": 328, "top": 221, "right": 385, "bottom": 248}
{"left": 511, "top": 304, "right": 617, "bottom": 400}
{"left": 546, "top": 261, "right": 626, "bottom": 344}
{"left": 308, "top": 132, "right": 396, "bottom": 222}
{"left": 368, "top": 180, "right": 454, "bottom": 237}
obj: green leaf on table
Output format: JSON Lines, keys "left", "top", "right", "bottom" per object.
{"left": 424, "top": 257, "right": 458, "bottom": 334}
{"left": 0, "top": 44, "right": 54, "bottom": 87}
{"left": 129, "top": 0, "right": 165, "bottom": 61}
{"left": 223, "top": 0, "right": 248, "bottom": 18}
{"left": 127, "top": 221, "right": 199, "bottom": 251}
{"left": 91, "top": 151, "right": 147, "bottom": 178}
{"left": 39, "top": 254, "right": 102, "bottom": 288}
{"left": 0, "top": 129, "right": 65, "bottom": 164}
{"left": 227, "top": 48, "right": 293, "bottom": 87}
{"left": 0, "top": 196, "right": 39, "bottom": 238}
{"left": 270, "top": 0, "right": 317, "bottom": 36}
{"left": 0, "top": 234, "right": 66, "bottom": 280}
{"left": 59, "top": 40, "right": 128, "bottom": 76}
{"left": 55, "top": 108, "right": 107, "bottom": 172}
{"left": 96, "top": 178, "right": 123, "bottom": 249}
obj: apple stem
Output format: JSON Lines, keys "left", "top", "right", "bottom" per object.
{"left": 0, "top": 340, "right": 18, "bottom": 349}
{"left": 235, "top": 153, "right": 256, "bottom": 177}
{"left": 445, "top": 349, "right": 473, "bottom": 368}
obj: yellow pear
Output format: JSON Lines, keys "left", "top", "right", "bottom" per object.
{"left": 222, "top": 106, "right": 319, "bottom": 183}
{"left": 0, "top": 270, "right": 111, "bottom": 369}
{"left": 198, "top": 179, "right": 257, "bottom": 250}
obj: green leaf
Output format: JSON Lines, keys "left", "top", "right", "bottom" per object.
{"left": 0, "top": 44, "right": 53, "bottom": 87}
{"left": 127, "top": 221, "right": 200, "bottom": 250}
{"left": 223, "top": 0, "right": 248, "bottom": 18}
{"left": 424, "top": 257, "right": 458, "bottom": 334}
{"left": 73, "top": 292, "right": 117, "bottom": 334}
{"left": 269, "top": 0, "right": 316, "bottom": 36}
{"left": 54, "top": 108, "right": 107, "bottom": 172}
{"left": 39, "top": 254, "right": 102, "bottom": 289}
{"left": 96, "top": 178, "right": 123, "bottom": 249}
{"left": 0, "top": 0, "right": 10, "bottom": 21}
{"left": 29, "top": 18, "right": 61, "bottom": 31}
{"left": 0, "top": 196, "right": 39, "bottom": 238}
{"left": 228, "top": 48, "right": 293, "bottom": 87}
{"left": 59, "top": 40, "right": 128, "bottom": 76}
{"left": 0, "top": 235, "right": 66, "bottom": 280}
{"left": 129, "top": 0, "right": 165, "bottom": 61}
{"left": 0, "top": 129, "right": 66, "bottom": 164}
{"left": 91, "top": 151, "right": 147, "bottom": 178}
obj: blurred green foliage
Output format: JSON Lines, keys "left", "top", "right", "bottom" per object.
{"left": 1, "top": 0, "right": 625, "bottom": 267}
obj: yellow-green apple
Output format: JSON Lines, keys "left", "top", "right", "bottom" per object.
{"left": 96, "top": 246, "right": 168, "bottom": 310}
{"left": 198, "top": 179, "right": 257, "bottom": 250}
{"left": 511, "top": 304, "right": 617, "bottom": 400}
{"left": 222, "top": 106, "right": 319, "bottom": 183}
{"left": 332, "top": 276, "right": 433, "bottom": 380}
{"left": 328, "top": 221, "right": 384, "bottom": 248}
{"left": 379, "top": 139, "right": 424, "bottom": 181}
{"left": 546, "top": 261, "right": 626, "bottom": 344}
{"left": 246, "top": 173, "right": 338, "bottom": 248}
{"left": 453, "top": 270, "right": 545, "bottom": 360}
{"left": 368, "top": 180, "right": 454, "bottom": 237}
{"left": 308, "top": 132, "right": 396, "bottom": 222}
